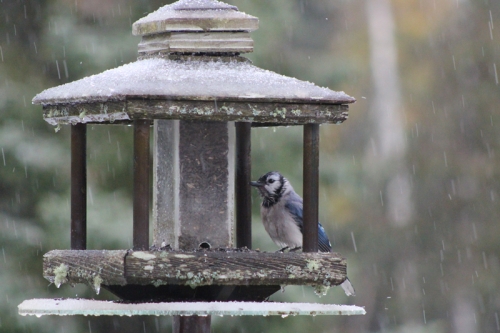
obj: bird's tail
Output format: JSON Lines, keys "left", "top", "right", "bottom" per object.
{"left": 341, "top": 278, "right": 356, "bottom": 296}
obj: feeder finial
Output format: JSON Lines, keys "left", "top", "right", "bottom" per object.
{"left": 132, "top": 0, "right": 259, "bottom": 58}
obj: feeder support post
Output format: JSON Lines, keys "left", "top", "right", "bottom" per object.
{"left": 303, "top": 124, "right": 320, "bottom": 253}
{"left": 71, "top": 123, "right": 87, "bottom": 250}
{"left": 133, "top": 120, "right": 151, "bottom": 251}
{"left": 235, "top": 122, "right": 252, "bottom": 249}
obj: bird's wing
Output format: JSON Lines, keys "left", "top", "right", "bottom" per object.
{"left": 318, "top": 222, "right": 333, "bottom": 252}
{"left": 285, "top": 192, "right": 333, "bottom": 253}
{"left": 284, "top": 192, "right": 304, "bottom": 231}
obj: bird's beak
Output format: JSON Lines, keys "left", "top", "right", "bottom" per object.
{"left": 250, "top": 181, "right": 264, "bottom": 187}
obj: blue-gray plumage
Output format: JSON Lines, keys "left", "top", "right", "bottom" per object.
{"left": 251, "top": 171, "right": 355, "bottom": 296}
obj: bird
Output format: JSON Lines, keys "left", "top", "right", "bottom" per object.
{"left": 250, "top": 171, "right": 355, "bottom": 296}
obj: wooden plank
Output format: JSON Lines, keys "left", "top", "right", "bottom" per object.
{"left": 43, "top": 250, "right": 128, "bottom": 290}
{"left": 43, "top": 101, "right": 348, "bottom": 126}
{"left": 126, "top": 100, "right": 349, "bottom": 124}
{"left": 138, "top": 32, "right": 254, "bottom": 55}
{"left": 125, "top": 250, "right": 346, "bottom": 288}
{"left": 132, "top": 11, "right": 259, "bottom": 35}
{"left": 43, "top": 250, "right": 347, "bottom": 290}
{"left": 42, "top": 102, "right": 129, "bottom": 126}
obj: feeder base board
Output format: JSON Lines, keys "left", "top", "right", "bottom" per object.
{"left": 18, "top": 298, "right": 366, "bottom": 317}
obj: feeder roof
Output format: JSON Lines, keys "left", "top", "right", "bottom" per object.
{"left": 33, "top": 58, "right": 353, "bottom": 105}
{"left": 34, "top": 58, "right": 354, "bottom": 126}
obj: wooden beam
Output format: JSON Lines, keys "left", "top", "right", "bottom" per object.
{"left": 138, "top": 32, "right": 254, "bottom": 55}
{"left": 42, "top": 101, "right": 349, "bottom": 126}
{"left": 43, "top": 250, "right": 347, "bottom": 290}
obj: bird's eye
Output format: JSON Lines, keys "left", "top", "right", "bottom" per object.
{"left": 268, "top": 179, "right": 275, "bottom": 184}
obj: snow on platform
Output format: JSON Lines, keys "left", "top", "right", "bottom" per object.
{"left": 19, "top": 299, "right": 365, "bottom": 317}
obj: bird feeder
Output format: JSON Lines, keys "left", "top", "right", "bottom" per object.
{"left": 18, "top": 0, "right": 364, "bottom": 331}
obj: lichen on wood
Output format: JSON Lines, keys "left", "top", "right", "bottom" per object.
{"left": 42, "top": 101, "right": 349, "bottom": 126}
{"left": 43, "top": 249, "right": 347, "bottom": 291}
{"left": 43, "top": 250, "right": 128, "bottom": 288}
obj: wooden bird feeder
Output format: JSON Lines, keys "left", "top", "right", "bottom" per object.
{"left": 19, "top": 0, "right": 364, "bottom": 331}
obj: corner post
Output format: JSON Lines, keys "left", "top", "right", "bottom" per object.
{"left": 303, "top": 124, "right": 319, "bottom": 252}
{"left": 133, "top": 120, "right": 151, "bottom": 251}
{"left": 235, "top": 122, "right": 252, "bottom": 249}
{"left": 71, "top": 123, "right": 87, "bottom": 250}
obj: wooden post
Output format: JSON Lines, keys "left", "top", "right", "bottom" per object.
{"left": 173, "top": 317, "right": 211, "bottom": 333}
{"left": 71, "top": 123, "right": 86, "bottom": 250}
{"left": 133, "top": 120, "right": 151, "bottom": 251}
{"left": 235, "top": 122, "right": 252, "bottom": 249}
{"left": 303, "top": 124, "right": 320, "bottom": 253}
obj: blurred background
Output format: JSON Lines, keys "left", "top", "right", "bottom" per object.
{"left": 1, "top": 0, "right": 500, "bottom": 332}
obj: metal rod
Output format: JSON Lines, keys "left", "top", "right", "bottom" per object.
{"left": 303, "top": 124, "right": 319, "bottom": 252}
{"left": 133, "top": 120, "right": 151, "bottom": 251}
{"left": 173, "top": 316, "right": 211, "bottom": 333}
{"left": 235, "top": 122, "right": 252, "bottom": 249}
{"left": 71, "top": 123, "right": 87, "bottom": 250}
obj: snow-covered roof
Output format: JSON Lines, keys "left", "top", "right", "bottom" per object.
{"left": 34, "top": 58, "right": 354, "bottom": 126}
{"left": 33, "top": 58, "right": 354, "bottom": 105}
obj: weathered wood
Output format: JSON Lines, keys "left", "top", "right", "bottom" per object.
{"left": 42, "top": 102, "right": 129, "bottom": 126}
{"left": 42, "top": 101, "right": 349, "bottom": 126}
{"left": 125, "top": 250, "right": 346, "bottom": 288}
{"left": 132, "top": 7, "right": 258, "bottom": 36}
{"left": 303, "top": 124, "right": 320, "bottom": 252}
{"left": 43, "top": 250, "right": 128, "bottom": 291}
{"left": 173, "top": 316, "right": 211, "bottom": 333}
{"left": 235, "top": 122, "right": 252, "bottom": 249}
{"left": 138, "top": 32, "right": 254, "bottom": 55}
{"left": 70, "top": 124, "right": 87, "bottom": 250}
{"left": 133, "top": 120, "right": 151, "bottom": 251}
{"left": 129, "top": 100, "right": 348, "bottom": 125}
{"left": 43, "top": 250, "right": 347, "bottom": 290}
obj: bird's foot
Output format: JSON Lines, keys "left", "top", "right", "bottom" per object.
{"left": 276, "top": 246, "right": 302, "bottom": 253}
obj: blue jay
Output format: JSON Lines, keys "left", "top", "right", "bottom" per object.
{"left": 251, "top": 171, "right": 355, "bottom": 296}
